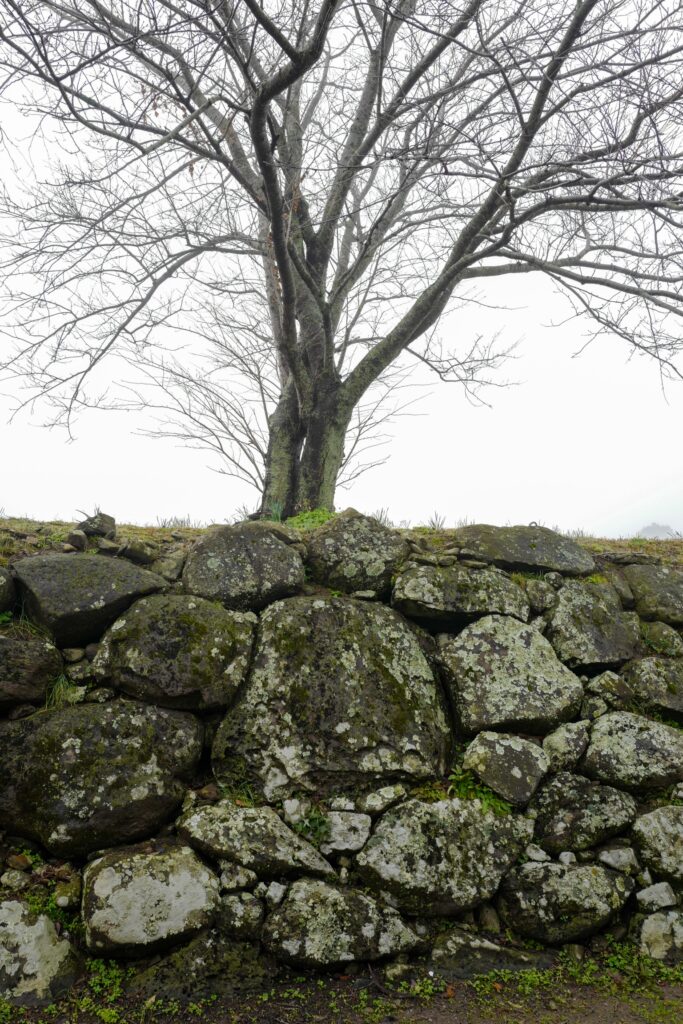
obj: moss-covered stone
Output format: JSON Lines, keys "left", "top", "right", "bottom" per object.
{"left": 182, "top": 523, "right": 304, "bottom": 611}
{"left": 212, "top": 596, "right": 451, "bottom": 801}
{"left": 452, "top": 525, "right": 596, "bottom": 576}
{"left": 544, "top": 582, "right": 640, "bottom": 669}
{"left": 0, "top": 567, "right": 16, "bottom": 613}
{"left": 462, "top": 733, "right": 548, "bottom": 806}
{"left": 13, "top": 554, "right": 166, "bottom": 646}
{"left": 623, "top": 564, "right": 683, "bottom": 625}
{"left": 581, "top": 711, "right": 683, "bottom": 791}
{"left": 0, "top": 899, "right": 80, "bottom": 1006}
{"left": 0, "top": 634, "right": 62, "bottom": 710}
{"left": 437, "top": 615, "right": 583, "bottom": 734}
{"left": 620, "top": 656, "right": 683, "bottom": 718}
{"left": 530, "top": 772, "right": 637, "bottom": 853}
{"left": 392, "top": 564, "right": 529, "bottom": 630}
{"left": 0, "top": 700, "right": 202, "bottom": 856}
{"left": 355, "top": 797, "right": 532, "bottom": 915}
{"left": 92, "top": 594, "right": 255, "bottom": 710}
{"left": 632, "top": 806, "right": 683, "bottom": 883}
{"left": 306, "top": 510, "right": 409, "bottom": 596}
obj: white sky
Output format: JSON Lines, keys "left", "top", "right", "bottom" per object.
{"left": 2, "top": 271, "right": 681, "bottom": 537}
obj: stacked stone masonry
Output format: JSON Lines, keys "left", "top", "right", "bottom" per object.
{"left": 1, "top": 511, "right": 682, "bottom": 1005}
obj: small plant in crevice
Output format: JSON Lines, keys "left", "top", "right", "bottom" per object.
{"left": 291, "top": 805, "right": 331, "bottom": 848}
{"left": 45, "top": 674, "right": 82, "bottom": 710}
{"left": 447, "top": 765, "right": 513, "bottom": 816}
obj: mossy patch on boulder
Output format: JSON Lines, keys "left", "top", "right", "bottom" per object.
{"left": 0, "top": 634, "right": 62, "bottom": 711}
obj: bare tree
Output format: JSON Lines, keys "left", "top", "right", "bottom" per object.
{"left": 0, "top": 1, "right": 682, "bottom": 516}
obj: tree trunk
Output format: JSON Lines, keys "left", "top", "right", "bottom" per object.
{"left": 260, "top": 385, "right": 303, "bottom": 519}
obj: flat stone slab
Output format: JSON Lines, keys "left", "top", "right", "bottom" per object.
{"left": 438, "top": 615, "right": 583, "bottom": 734}
{"left": 622, "top": 565, "right": 683, "bottom": 625}
{"left": 13, "top": 554, "right": 166, "bottom": 646}
{"left": 452, "top": 524, "right": 595, "bottom": 576}
{"left": 392, "top": 565, "right": 529, "bottom": 629}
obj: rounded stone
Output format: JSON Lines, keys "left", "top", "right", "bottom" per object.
{"left": 580, "top": 712, "right": 683, "bottom": 791}
{"left": 620, "top": 657, "right": 683, "bottom": 719}
{"left": 0, "top": 567, "right": 16, "bottom": 614}
{"left": 212, "top": 596, "right": 451, "bottom": 801}
{"left": 306, "top": 510, "right": 409, "bottom": 596}
{"left": 622, "top": 565, "right": 683, "bottom": 625}
{"left": 632, "top": 806, "right": 683, "bottom": 882}
{"left": 0, "top": 634, "right": 62, "bottom": 711}
{"left": 462, "top": 733, "right": 548, "bottom": 806}
{"left": 92, "top": 594, "right": 256, "bottom": 710}
{"left": 0, "top": 900, "right": 80, "bottom": 1006}
{"left": 544, "top": 582, "right": 640, "bottom": 669}
{"left": 530, "top": 772, "right": 637, "bottom": 854}
{"left": 182, "top": 523, "right": 304, "bottom": 611}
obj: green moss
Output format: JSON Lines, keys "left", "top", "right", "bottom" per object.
{"left": 285, "top": 508, "right": 336, "bottom": 530}
{"left": 447, "top": 766, "right": 513, "bottom": 816}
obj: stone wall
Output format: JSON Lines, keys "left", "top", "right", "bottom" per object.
{"left": 1, "top": 511, "right": 682, "bottom": 1006}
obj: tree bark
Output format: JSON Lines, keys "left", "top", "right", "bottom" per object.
{"left": 260, "top": 385, "right": 304, "bottom": 518}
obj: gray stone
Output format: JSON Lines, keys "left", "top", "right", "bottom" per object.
{"left": 392, "top": 565, "right": 529, "bottom": 629}
{"left": 262, "top": 879, "right": 418, "bottom": 967}
{"left": 623, "top": 565, "right": 683, "bottom": 625}
{"left": 182, "top": 523, "right": 304, "bottom": 612}
{"left": 632, "top": 806, "right": 683, "bottom": 882}
{"left": 77, "top": 511, "right": 116, "bottom": 539}
{"left": 525, "top": 579, "right": 558, "bottom": 614}
{"left": 212, "top": 596, "right": 450, "bottom": 801}
{"left": 13, "top": 554, "right": 166, "bottom": 646}
{"left": 636, "top": 910, "right": 683, "bottom": 962}
{"left": 83, "top": 842, "right": 219, "bottom": 955}
{"left": 92, "top": 594, "right": 255, "bottom": 710}
{"left": 531, "top": 772, "right": 637, "bottom": 854}
{"left": 355, "top": 798, "right": 531, "bottom": 915}
{"left": 319, "top": 812, "right": 372, "bottom": 856}
{"left": 430, "top": 927, "right": 556, "bottom": 979}
{"left": 357, "top": 785, "right": 407, "bottom": 816}
{"left": 219, "top": 893, "right": 264, "bottom": 939}
{"left": 0, "top": 568, "right": 16, "bottom": 614}
{"left": 499, "top": 863, "right": 634, "bottom": 943}
{"left": 0, "top": 899, "right": 80, "bottom": 1006}
{"left": 462, "top": 733, "right": 548, "bottom": 805}
{"left": 641, "top": 621, "right": 683, "bottom": 658}
{"left": 597, "top": 847, "right": 639, "bottom": 874}
{"left": 178, "top": 802, "right": 334, "bottom": 879}
{"left": 558, "top": 851, "right": 577, "bottom": 865}
{"left": 0, "top": 701, "right": 202, "bottom": 857}
{"left": 542, "top": 721, "right": 590, "bottom": 772}
{"left": 584, "top": 670, "right": 634, "bottom": 709}
{"left": 525, "top": 844, "right": 551, "bottom": 863}
{"left": 306, "top": 510, "right": 409, "bottom": 597}
{"left": 452, "top": 524, "right": 595, "bottom": 576}
{"left": 581, "top": 712, "right": 683, "bottom": 791}
{"left": 0, "top": 870, "right": 29, "bottom": 892}
{"left": 620, "top": 657, "right": 683, "bottom": 718}
{"left": 545, "top": 582, "right": 640, "bottom": 669}
{"left": 65, "top": 530, "right": 87, "bottom": 552}
{"left": 218, "top": 863, "right": 258, "bottom": 892}
{"left": 438, "top": 615, "right": 583, "bottom": 734}
{"left": 636, "top": 882, "right": 677, "bottom": 913}
{"left": 0, "top": 634, "right": 62, "bottom": 711}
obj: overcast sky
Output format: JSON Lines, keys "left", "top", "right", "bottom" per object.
{"left": 2, "top": 269, "right": 681, "bottom": 538}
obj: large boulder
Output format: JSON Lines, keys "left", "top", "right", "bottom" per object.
{"left": 355, "top": 798, "right": 531, "bottom": 915}
{"left": 530, "top": 772, "right": 637, "bottom": 853}
{"left": 622, "top": 565, "right": 683, "bottom": 625}
{"left": 177, "top": 802, "right": 334, "bottom": 879}
{"left": 305, "top": 510, "right": 409, "bottom": 596}
{"left": 580, "top": 712, "right": 683, "bottom": 791}
{"left": 632, "top": 806, "right": 683, "bottom": 883}
{"left": 0, "top": 900, "right": 80, "bottom": 1006}
{"left": 620, "top": 657, "right": 683, "bottom": 719}
{"left": 437, "top": 615, "right": 583, "bottom": 734}
{"left": 462, "top": 733, "right": 548, "bottom": 806}
{"left": 182, "top": 523, "right": 304, "bottom": 611}
{"left": 0, "top": 567, "right": 16, "bottom": 613}
{"left": 212, "top": 597, "right": 450, "bottom": 801}
{"left": 92, "top": 595, "right": 255, "bottom": 710}
{"left": 452, "top": 524, "right": 595, "bottom": 576}
{"left": 499, "top": 863, "right": 634, "bottom": 943}
{"left": 0, "top": 634, "right": 62, "bottom": 711}
{"left": 544, "top": 581, "right": 640, "bottom": 669}
{"left": 82, "top": 842, "right": 219, "bottom": 955}
{"left": 262, "top": 880, "right": 418, "bottom": 967}
{"left": 392, "top": 565, "right": 529, "bottom": 630}
{"left": 0, "top": 701, "right": 202, "bottom": 857}
{"left": 13, "top": 554, "right": 166, "bottom": 646}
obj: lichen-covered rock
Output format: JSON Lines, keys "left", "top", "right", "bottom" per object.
{"left": 219, "top": 893, "right": 265, "bottom": 939}
{"left": 128, "top": 930, "right": 272, "bottom": 1002}
{"left": 530, "top": 773, "right": 637, "bottom": 854}
{"left": 77, "top": 511, "right": 116, "bottom": 539}
{"left": 92, "top": 595, "right": 255, "bottom": 710}
{"left": 212, "top": 597, "right": 450, "bottom": 801}
{"left": 462, "top": 733, "right": 548, "bottom": 805}
{"left": 544, "top": 582, "right": 640, "bottom": 669}
{"left": 622, "top": 565, "right": 683, "bottom": 625}
{"left": 306, "top": 510, "right": 409, "bottom": 596}
{"left": 632, "top": 806, "right": 683, "bottom": 883}
{"left": 636, "top": 882, "right": 677, "bottom": 913}
{"left": 177, "top": 802, "right": 334, "bottom": 879}
{"left": 581, "top": 712, "right": 683, "bottom": 791}
{"left": 262, "top": 879, "right": 418, "bottom": 967}
{"left": 499, "top": 863, "right": 634, "bottom": 943}
{"left": 641, "top": 621, "right": 683, "bottom": 658}
{"left": 0, "top": 899, "right": 80, "bottom": 1006}
{"left": 542, "top": 721, "right": 590, "bottom": 772}
{"left": 0, "top": 568, "right": 16, "bottom": 614}
{"left": 355, "top": 798, "right": 532, "bottom": 915}
{"left": 13, "top": 554, "right": 166, "bottom": 646}
{"left": 357, "top": 785, "right": 407, "bottom": 816}
{"left": 0, "top": 701, "right": 202, "bottom": 857}
{"left": 392, "top": 565, "right": 529, "bottom": 629}
{"left": 635, "top": 910, "right": 683, "bottom": 963}
{"left": 82, "top": 842, "right": 219, "bottom": 955}
{"left": 182, "top": 523, "right": 304, "bottom": 611}
{"left": 319, "top": 812, "right": 372, "bottom": 856}
{"left": 525, "top": 579, "right": 557, "bottom": 614}
{"left": 620, "top": 657, "right": 683, "bottom": 719}
{"left": 437, "top": 615, "right": 583, "bottom": 734}
{"left": 452, "top": 525, "right": 595, "bottom": 576}
{"left": 0, "top": 635, "right": 62, "bottom": 711}
{"left": 430, "top": 927, "right": 556, "bottom": 979}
